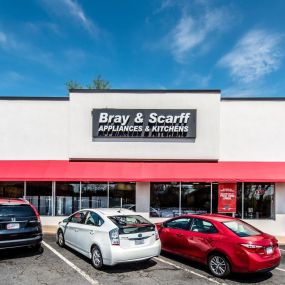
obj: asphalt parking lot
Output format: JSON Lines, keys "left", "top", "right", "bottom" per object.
{"left": 0, "top": 235, "right": 285, "bottom": 285}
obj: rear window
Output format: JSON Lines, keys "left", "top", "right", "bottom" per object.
{"left": 0, "top": 204, "right": 36, "bottom": 218}
{"left": 223, "top": 220, "right": 261, "bottom": 237}
{"left": 108, "top": 215, "right": 154, "bottom": 234}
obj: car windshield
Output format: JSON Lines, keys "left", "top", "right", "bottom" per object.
{"left": 223, "top": 220, "right": 262, "bottom": 237}
{"left": 0, "top": 204, "right": 35, "bottom": 218}
{"left": 108, "top": 215, "right": 154, "bottom": 234}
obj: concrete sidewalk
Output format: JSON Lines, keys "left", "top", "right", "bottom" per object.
{"left": 42, "top": 226, "right": 285, "bottom": 245}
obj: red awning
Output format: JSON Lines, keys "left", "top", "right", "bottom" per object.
{"left": 0, "top": 160, "right": 284, "bottom": 182}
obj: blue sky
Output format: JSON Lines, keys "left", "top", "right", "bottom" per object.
{"left": 0, "top": 0, "right": 284, "bottom": 97}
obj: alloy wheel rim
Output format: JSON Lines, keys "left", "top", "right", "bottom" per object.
{"left": 210, "top": 256, "right": 226, "bottom": 276}
{"left": 58, "top": 232, "right": 63, "bottom": 245}
{"left": 93, "top": 249, "right": 102, "bottom": 267}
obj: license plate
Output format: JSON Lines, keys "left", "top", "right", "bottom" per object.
{"left": 7, "top": 223, "right": 20, "bottom": 230}
{"left": 135, "top": 239, "right": 144, "bottom": 245}
{"left": 266, "top": 246, "right": 273, "bottom": 255}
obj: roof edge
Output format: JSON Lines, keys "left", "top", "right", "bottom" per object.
{"left": 222, "top": 97, "right": 285, "bottom": 101}
{"left": 0, "top": 96, "right": 69, "bottom": 101}
{"left": 69, "top": 89, "right": 221, "bottom": 94}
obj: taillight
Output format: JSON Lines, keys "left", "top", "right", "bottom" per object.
{"left": 30, "top": 204, "right": 41, "bottom": 223}
{"left": 155, "top": 226, "right": 159, "bottom": 240}
{"left": 240, "top": 243, "right": 264, "bottom": 254}
{"left": 109, "top": 228, "right": 120, "bottom": 245}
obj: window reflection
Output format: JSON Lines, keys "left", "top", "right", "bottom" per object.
{"left": 109, "top": 182, "right": 135, "bottom": 208}
{"left": 181, "top": 183, "right": 211, "bottom": 214}
{"left": 81, "top": 183, "right": 108, "bottom": 208}
{"left": 0, "top": 182, "right": 24, "bottom": 198}
{"left": 243, "top": 183, "right": 274, "bottom": 219}
{"left": 26, "top": 182, "right": 52, "bottom": 216}
{"left": 56, "top": 182, "right": 80, "bottom": 216}
{"left": 150, "top": 183, "right": 179, "bottom": 218}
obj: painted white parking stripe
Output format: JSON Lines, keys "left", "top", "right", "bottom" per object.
{"left": 154, "top": 257, "right": 227, "bottom": 285}
{"left": 279, "top": 249, "right": 285, "bottom": 252}
{"left": 42, "top": 241, "right": 99, "bottom": 285}
{"left": 276, "top": 267, "right": 285, "bottom": 272}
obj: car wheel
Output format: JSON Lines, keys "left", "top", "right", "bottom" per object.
{"left": 57, "top": 230, "right": 65, "bottom": 248}
{"left": 32, "top": 243, "right": 42, "bottom": 252}
{"left": 91, "top": 246, "right": 103, "bottom": 270}
{"left": 208, "top": 254, "right": 231, "bottom": 278}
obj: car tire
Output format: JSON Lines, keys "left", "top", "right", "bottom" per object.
{"left": 91, "top": 245, "right": 103, "bottom": 270}
{"left": 208, "top": 254, "right": 231, "bottom": 278}
{"left": 32, "top": 243, "right": 42, "bottom": 252}
{"left": 57, "top": 230, "right": 65, "bottom": 248}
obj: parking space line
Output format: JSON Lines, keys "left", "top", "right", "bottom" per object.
{"left": 279, "top": 249, "right": 285, "bottom": 252}
{"left": 154, "top": 257, "right": 227, "bottom": 285}
{"left": 276, "top": 268, "right": 285, "bottom": 272}
{"left": 42, "top": 241, "right": 99, "bottom": 285}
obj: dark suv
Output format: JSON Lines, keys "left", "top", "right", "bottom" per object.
{"left": 0, "top": 198, "right": 42, "bottom": 250}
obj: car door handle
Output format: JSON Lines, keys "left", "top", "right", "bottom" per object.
{"left": 75, "top": 229, "right": 79, "bottom": 232}
{"left": 176, "top": 233, "right": 184, "bottom": 237}
{"left": 90, "top": 230, "right": 95, "bottom": 235}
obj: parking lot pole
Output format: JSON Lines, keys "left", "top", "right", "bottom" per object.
{"left": 107, "top": 182, "right": 110, "bottom": 208}
{"left": 23, "top": 181, "right": 27, "bottom": 199}
{"left": 210, "top": 183, "right": 213, "bottom": 214}
{"left": 79, "top": 182, "right": 82, "bottom": 210}
{"left": 179, "top": 182, "right": 182, "bottom": 216}
{"left": 52, "top": 181, "right": 56, "bottom": 216}
{"left": 242, "top": 182, "right": 244, "bottom": 219}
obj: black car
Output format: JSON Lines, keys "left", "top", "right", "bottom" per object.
{"left": 0, "top": 198, "right": 42, "bottom": 250}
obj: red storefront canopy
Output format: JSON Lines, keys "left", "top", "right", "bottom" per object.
{"left": 0, "top": 160, "right": 284, "bottom": 182}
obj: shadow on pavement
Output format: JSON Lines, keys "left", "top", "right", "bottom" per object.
{"left": 0, "top": 246, "right": 44, "bottom": 261}
{"left": 53, "top": 238, "right": 158, "bottom": 274}
{"left": 161, "top": 251, "right": 273, "bottom": 283}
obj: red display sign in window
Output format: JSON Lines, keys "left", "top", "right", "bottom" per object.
{"left": 218, "top": 183, "right": 237, "bottom": 213}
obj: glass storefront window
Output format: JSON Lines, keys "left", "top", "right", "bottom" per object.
{"left": 56, "top": 182, "right": 80, "bottom": 216}
{"left": 150, "top": 183, "right": 179, "bottom": 218}
{"left": 243, "top": 183, "right": 275, "bottom": 219}
{"left": 81, "top": 183, "right": 108, "bottom": 208}
{"left": 181, "top": 183, "right": 211, "bottom": 214}
{"left": 26, "top": 182, "right": 52, "bottom": 216}
{"left": 0, "top": 182, "right": 24, "bottom": 198}
{"left": 109, "top": 182, "right": 135, "bottom": 208}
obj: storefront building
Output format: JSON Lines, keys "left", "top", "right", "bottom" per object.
{"left": 0, "top": 90, "right": 284, "bottom": 236}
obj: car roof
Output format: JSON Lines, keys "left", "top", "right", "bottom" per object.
{"left": 81, "top": 208, "right": 136, "bottom": 216}
{"left": 0, "top": 198, "right": 29, "bottom": 205}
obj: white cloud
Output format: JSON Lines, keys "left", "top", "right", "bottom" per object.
{"left": 0, "top": 31, "right": 7, "bottom": 44}
{"left": 41, "top": 0, "right": 98, "bottom": 36}
{"left": 219, "top": 29, "right": 283, "bottom": 83}
{"left": 0, "top": 71, "right": 25, "bottom": 88}
{"left": 169, "top": 7, "right": 232, "bottom": 62}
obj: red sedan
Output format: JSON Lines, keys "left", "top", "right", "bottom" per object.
{"left": 157, "top": 214, "right": 281, "bottom": 278}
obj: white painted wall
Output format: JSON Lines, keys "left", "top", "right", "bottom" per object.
{"left": 136, "top": 182, "right": 150, "bottom": 213}
{"left": 220, "top": 100, "right": 285, "bottom": 161}
{"left": 69, "top": 92, "right": 220, "bottom": 160}
{"left": 1, "top": 95, "right": 285, "bottom": 162}
{"left": 276, "top": 183, "right": 285, "bottom": 214}
{"left": 0, "top": 99, "right": 69, "bottom": 159}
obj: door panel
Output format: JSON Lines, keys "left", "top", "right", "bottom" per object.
{"left": 76, "top": 211, "right": 103, "bottom": 254}
{"left": 187, "top": 218, "right": 218, "bottom": 262}
{"left": 159, "top": 217, "right": 192, "bottom": 254}
{"left": 64, "top": 211, "right": 87, "bottom": 248}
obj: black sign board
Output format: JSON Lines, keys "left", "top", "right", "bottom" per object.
{"left": 92, "top": 109, "right": 197, "bottom": 140}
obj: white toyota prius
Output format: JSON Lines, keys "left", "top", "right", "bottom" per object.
{"left": 56, "top": 208, "right": 161, "bottom": 269}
